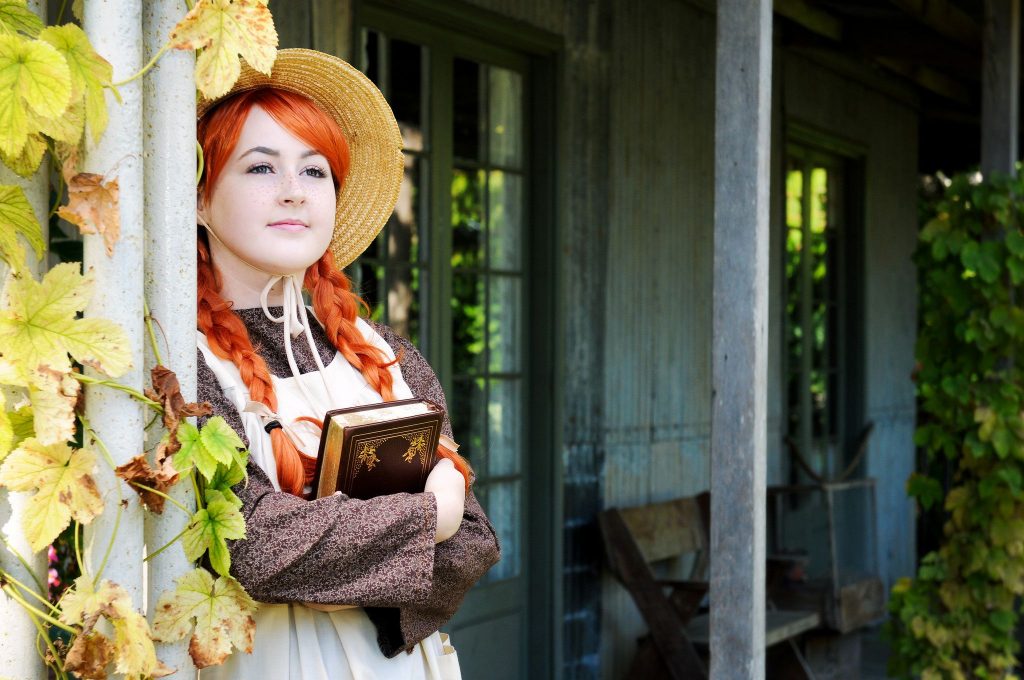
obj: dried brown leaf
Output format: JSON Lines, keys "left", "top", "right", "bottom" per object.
{"left": 57, "top": 172, "right": 119, "bottom": 257}
{"left": 147, "top": 365, "right": 211, "bottom": 457}
{"left": 115, "top": 454, "right": 179, "bottom": 513}
{"left": 64, "top": 629, "right": 114, "bottom": 680}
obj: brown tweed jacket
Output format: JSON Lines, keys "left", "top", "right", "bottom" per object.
{"left": 196, "top": 308, "right": 500, "bottom": 658}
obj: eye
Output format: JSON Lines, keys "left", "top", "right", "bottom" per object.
{"left": 303, "top": 165, "right": 329, "bottom": 179}
{"left": 247, "top": 162, "right": 273, "bottom": 175}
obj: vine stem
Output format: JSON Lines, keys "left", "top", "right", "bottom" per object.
{"left": 74, "top": 521, "right": 84, "bottom": 581}
{"left": 71, "top": 373, "right": 163, "bottom": 411}
{"left": 191, "top": 471, "right": 205, "bottom": 511}
{"left": 78, "top": 417, "right": 124, "bottom": 585}
{"left": 27, "top": 606, "right": 67, "bottom": 679}
{"left": 144, "top": 525, "right": 189, "bottom": 564}
{"left": 144, "top": 300, "right": 165, "bottom": 366}
{"left": 0, "top": 584, "right": 77, "bottom": 634}
{"left": 0, "top": 568, "right": 59, "bottom": 614}
{"left": 129, "top": 481, "right": 192, "bottom": 515}
{"left": 0, "top": 532, "right": 46, "bottom": 593}
{"left": 112, "top": 42, "right": 171, "bottom": 87}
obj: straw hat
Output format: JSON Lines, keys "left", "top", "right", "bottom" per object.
{"left": 197, "top": 49, "right": 403, "bottom": 268}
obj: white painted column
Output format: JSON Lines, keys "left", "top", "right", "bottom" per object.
{"left": 0, "top": 2, "right": 50, "bottom": 676}
{"left": 81, "top": 0, "right": 146, "bottom": 604}
{"left": 142, "top": 1, "right": 196, "bottom": 676}
{"left": 709, "top": 0, "right": 773, "bottom": 678}
{"left": 981, "top": 0, "right": 1020, "bottom": 174}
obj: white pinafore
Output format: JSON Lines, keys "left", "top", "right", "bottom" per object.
{"left": 196, "top": 276, "right": 460, "bottom": 680}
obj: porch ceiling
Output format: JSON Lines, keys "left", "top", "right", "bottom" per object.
{"left": 776, "top": 0, "right": 990, "bottom": 173}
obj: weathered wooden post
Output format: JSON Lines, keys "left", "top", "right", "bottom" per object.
{"left": 142, "top": 1, "right": 197, "bottom": 676}
{"left": 0, "top": 3, "right": 49, "bottom": 675}
{"left": 710, "top": 0, "right": 773, "bottom": 677}
{"left": 82, "top": 0, "right": 146, "bottom": 603}
{"left": 981, "top": 0, "right": 1020, "bottom": 174}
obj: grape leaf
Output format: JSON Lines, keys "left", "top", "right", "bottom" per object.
{"left": 39, "top": 24, "right": 110, "bottom": 143}
{"left": 0, "top": 184, "right": 43, "bottom": 272}
{"left": 57, "top": 172, "right": 119, "bottom": 257}
{"left": 169, "top": 0, "right": 277, "bottom": 99}
{"left": 0, "top": 390, "right": 11, "bottom": 460}
{"left": 60, "top": 576, "right": 171, "bottom": 678}
{"left": 172, "top": 417, "right": 243, "bottom": 481}
{"left": 0, "top": 35, "right": 71, "bottom": 154}
{"left": 146, "top": 364, "right": 211, "bottom": 456}
{"left": 182, "top": 489, "right": 245, "bottom": 577}
{"left": 0, "top": 261, "right": 132, "bottom": 378}
{"left": 64, "top": 630, "right": 114, "bottom": 680}
{"left": 0, "top": 130, "right": 42, "bottom": 177}
{"left": 25, "top": 365, "right": 79, "bottom": 445}
{"left": 0, "top": 438, "right": 102, "bottom": 551}
{"left": 153, "top": 567, "right": 256, "bottom": 668}
{"left": 30, "top": 97, "right": 83, "bottom": 144}
{"left": 0, "top": 1, "right": 42, "bottom": 38}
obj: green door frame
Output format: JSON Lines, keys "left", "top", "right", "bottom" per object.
{"left": 352, "top": 3, "right": 564, "bottom": 678}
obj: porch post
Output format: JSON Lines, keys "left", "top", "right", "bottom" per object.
{"left": 142, "top": 2, "right": 197, "bottom": 676}
{"left": 710, "top": 0, "right": 773, "bottom": 677}
{"left": 981, "top": 0, "right": 1020, "bottom": 174}
{"left": 82, "top": 0, "right": 146, "bottom": 601}
{"left": 0, "top": 3, "right": 49, "bottom": 676}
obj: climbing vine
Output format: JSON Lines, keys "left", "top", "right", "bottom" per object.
{"left": 0, "top": 0, "right": 277, "bottom": 677}
{"left": 888, "top": 168, "right": 1024, "bottom": 679}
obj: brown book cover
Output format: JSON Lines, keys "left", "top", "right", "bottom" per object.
{"left": 309, "top": 398, "right": 444, "bottom": 500}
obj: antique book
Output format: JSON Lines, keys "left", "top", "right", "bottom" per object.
{"left": 309, "top": 398, "right": 444, "bottom": 500}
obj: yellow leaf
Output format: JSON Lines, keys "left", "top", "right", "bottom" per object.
{"left": 39, "top": 24, "right": 110, "bottom": 143}
{"left": 57, "top": 173, "right": 119, "bottom": 256}
{"left": 0, "top": 390, "right": 11, "bottom": 460}
{"left": 71, "top": 0, "right": 82, "bottom": 21}
{"left": 0, "top": 1, "right": 41, "bottom": 38}
{"left": 169, "top": 0, "right": 277, "bottom": 99}
{"left": 60, "top": 576, "right": 169, "bottom": 678}
{"left": 0, "top": 438, "right": 103, "bottom": 550}
{"left": 0, "top": 184, "right": 43, "bottom": 272}
{"left": 0, "top": 262, "right": 132, "bottom": 378}
{"left": 153, "top": 567, "right": 256, "bottom": 668}
{"left": 0, "top": 72, "right": 27, "bottom": 156}
{"left": 0, "top": 131, "right": 43, "bottom": 177}
{"left": 30, "top": 98, "right": 83, "bottom": 144}
{"left": 0, "top": 35, "right": 71, "bottom": 120}
{"left": 26, "top": 366, "right": 79, "bottom": 445}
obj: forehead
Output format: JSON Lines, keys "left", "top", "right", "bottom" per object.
{"left": 234, "top": 105, "right": 318, "bottom": 156}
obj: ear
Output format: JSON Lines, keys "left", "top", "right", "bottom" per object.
{"left": 196, "top": 189, "right": 209, "bottom": 227}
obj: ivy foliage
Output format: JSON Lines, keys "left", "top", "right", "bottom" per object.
{"left": 887, "top": 168, "right": 1024, "bottom": 679}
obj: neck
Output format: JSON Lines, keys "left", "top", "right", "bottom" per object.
{"left": 207, "top": 238, "right": 301, "bottom": 309}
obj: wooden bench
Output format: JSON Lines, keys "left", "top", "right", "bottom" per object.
{"left": 599, "top": 493, "right": 821, "bottom": 679}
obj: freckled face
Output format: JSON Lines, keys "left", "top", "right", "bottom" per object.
{"left": 198, "top": 105, "right": 337, "bottom": 276}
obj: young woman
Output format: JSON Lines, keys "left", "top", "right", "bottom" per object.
{"left": 193, "top": 49, "right": 500, "bottom": 679}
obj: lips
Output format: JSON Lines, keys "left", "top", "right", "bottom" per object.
{"left": 268, "top": 220, "right": 308, "bottom": 232}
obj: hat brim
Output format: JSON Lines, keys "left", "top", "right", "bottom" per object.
{"left": 197, "top": 49, "right": 404, "bottom": 269}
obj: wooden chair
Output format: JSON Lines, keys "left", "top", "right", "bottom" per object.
{"left": 599, "top": 493, "right": 821, "bottom": 679}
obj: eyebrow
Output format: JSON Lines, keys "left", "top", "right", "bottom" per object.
{"left": 237, "top": 146, "right": 324, "bottom": 160}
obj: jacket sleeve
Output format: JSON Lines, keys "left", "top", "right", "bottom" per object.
{"left": 196, "top": 349, "right": 440, "bottom": 608}
{"left": 366, "top": 324, "right": 502, "bottom": 656}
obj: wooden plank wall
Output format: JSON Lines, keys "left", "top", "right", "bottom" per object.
{"left": 782, "top": 52, "right": 919, "bottom": 588}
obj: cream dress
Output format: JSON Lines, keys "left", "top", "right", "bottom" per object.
{"left": 197, "top": 276, "right": 461, "bottom": 680}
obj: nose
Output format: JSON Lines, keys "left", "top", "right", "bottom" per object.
{"left": 277, "top": 171, "right": 306, "bottom": 205}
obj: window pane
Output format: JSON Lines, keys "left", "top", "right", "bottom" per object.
{"left": 389, "top": 39, "right": 425, "bottom": 151}
{"left": 350, "top": 261, "right": 385, "bottom": 323}
{"left": 488, "top": 378, "right": 521, "bottom": 476}
{"left": 390, "top": 154, "right": 425, "bottom": 263}
{"left": 387, "top": 266, "right": 423, "bottom": 345}
{"left": 451, "top": 168, "right": 485, "bottom": 269}
{"left": 451, "top": 273, "right": 485, "bottom": 375}
{"left": 488, "top": 275, "right": 521, "bottom": 372}
{"left": 489, "top": 67, "right": 523, "bottom": 168}
{"left": 451, "top": 377, "right": 487, "bottom": 464}
{"left": 488, "top": 171, "right": 523, "bottom": 270}
{"left": 453, "top": 58, "right": 482, "bottom": 162}
{"left": 361, "top": 29, "right": 380, "bottom": 84}
{"left": 810, "top": 167, "right": 828, "bottom": 235}
{"left": 483, "top": 481, "right": 520, "bottom": 581}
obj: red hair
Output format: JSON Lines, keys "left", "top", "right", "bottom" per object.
{"left": 197, "top": 88, "right": 471, "bottom": 496}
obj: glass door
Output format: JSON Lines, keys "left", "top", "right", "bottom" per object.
{"left": 352, "top": 10, "right": 533, "bottom": 679}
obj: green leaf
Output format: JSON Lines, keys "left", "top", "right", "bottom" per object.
{"left": 989, "top": 609, "right": 1015, "bottom": 633}
{"left": 1008, "top": 229, "right": 1024, "bottom": 256}
{"left": 208, "top": 457, "right": 246, "bottom": 506}
{"left": 199, "top": 416, "right": 243, "bottom": 466}
{"left": 39, "top": 24, "right": 111, "bottom": 143}
{"left": 0, "top": 1, "right": 41, "bottom": 38}
{"left": 907, "top": 473, "right": 944, "bottom": 511}
{"left": 172, "top": 417, "right": 243, "bottom": 481}
{"left": 0, "top": 184, "right": 41, "bottom": 272}
{"left": 182, "top": 489, "right": 245, "bottom": 577}
{"left": 0, "top": 34, "right": 71, "bottom": 155}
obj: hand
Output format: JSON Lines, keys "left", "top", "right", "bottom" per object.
{"left": 425, "top": 458, "right": 466, "bottom": 543}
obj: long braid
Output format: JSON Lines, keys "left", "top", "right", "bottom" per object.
{"left": 197, "top": 236, "right": 315, "bottom": 495}
{"left": 304, "top": 251, "right": 473, "bottom": 488}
